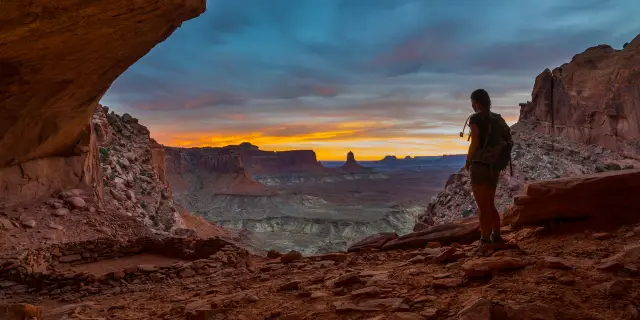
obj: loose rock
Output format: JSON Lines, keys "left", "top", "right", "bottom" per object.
{"left": 458, "top": 298, "right": 492, "bottom": 320}
{"left": 66, "top": 197, "right": 86, "bottom": 209}
{"left": 53, "top": 208, "right": 70, "bottom": 217}
{"left": 21, "top": 220, "right": 37, "bottom": 228}
{"left": 281, "top": 251, "right": 303, "bottom": 264}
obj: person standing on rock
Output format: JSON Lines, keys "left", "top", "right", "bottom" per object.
{"left": 464, "top": 89, "right": 513, "bottom": 253}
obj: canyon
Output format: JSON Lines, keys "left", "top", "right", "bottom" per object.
{"left": 165, "top": 143, "right": 462, "bottom": 254}
{"left": 0, "top": 0, "right": 639, "bottom": 319}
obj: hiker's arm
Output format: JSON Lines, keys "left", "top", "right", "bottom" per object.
{"left": 465, "top": 124, "right": 479, "bottom": 169}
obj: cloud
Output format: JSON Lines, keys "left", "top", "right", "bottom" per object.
{"left": 101, "top": 0, "right": 640, "bottom": 159}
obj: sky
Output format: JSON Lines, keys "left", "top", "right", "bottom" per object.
{"left": 101, "top": 0, "right": 640, "bottom": 161}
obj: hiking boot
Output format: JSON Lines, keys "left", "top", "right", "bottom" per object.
{"left": 490, "top": 233, "right": 506, "bottom": 244}
{"left": 490, "top": 233, "right": 521, "bottom": 251}
{"left": 472, "top": 238, "right": 492, "bottom": 257}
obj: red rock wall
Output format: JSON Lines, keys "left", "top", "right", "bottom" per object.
{"left": 518, "top": 35, "right": 640, "bottom": 152}
{"left": 150, "top": 139, "right": 171, "bottom": 193}
{"left": 165, "top": 147, "right": 275, "bottom": 196}
{"left": 166, "top": 146, "right": 326, "bottom": 176}
{"left": 0, "top": 0, "right": 206, "bottom": 168}
{"left": 165, "top": 149, "right": 246, "bottom": 175}
{"left": 0, "top": 117, "right": 102, "bottom": 205}
{"left": 242, "top": 150, "right": 326, "bottom": 174}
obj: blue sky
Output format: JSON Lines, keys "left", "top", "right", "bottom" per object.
{"left": 101, "top": 0, "right": 640, "bottom": 160}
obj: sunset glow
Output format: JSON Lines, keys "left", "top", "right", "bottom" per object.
{"left": 149, "top": 116, "right": 518, "bottom": 160}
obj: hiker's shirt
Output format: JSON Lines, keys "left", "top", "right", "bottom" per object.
{"left": 469, "top": 111, "right": 490, "bottom": 161}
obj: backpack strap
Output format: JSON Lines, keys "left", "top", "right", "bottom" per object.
{"left": 482, "top": 116, "right": 492, "bottom": 151}
{"left": 461, "top": 114, "right": 473, "bottom": 141}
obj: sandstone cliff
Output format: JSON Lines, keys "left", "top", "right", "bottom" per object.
{"left": 0, "top": 0, "right": 206, "bottom": 207}
{"left": 0, "top": 120, "right": 101, "bottom": 206}
{"left": 518, "top": 34, "right": 640, "bottom": 154}
{"left": 165, "top": 147, "right": 276, "bottom": 197}
{"left": 241, "top": 148, "right": 327, "bottom": 175}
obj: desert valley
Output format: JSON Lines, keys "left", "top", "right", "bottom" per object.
{"left": 1, "top": 1, "right": 640, "bottom": 320}
{"left": 165, "top": 139, "right": 464, "bottom": 254}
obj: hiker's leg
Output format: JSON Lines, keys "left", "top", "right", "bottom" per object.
{"left": 486, "top": 183, "right": 498, "bottom": 230}
{"left": 488, "top": 186, "right": 503, "bottom": 241}
{"left": 471, "top": 183, "right": 491, "bottom": 241}
{"left": 469, "top": 164, "right": 492, "bottom": 241}
{"left": 485, "top": 171, "right": 504, "bottom": 242}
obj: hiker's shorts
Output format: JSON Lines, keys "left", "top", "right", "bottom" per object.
{"left": 470, "top": 163, "right": 500, "bottom": 188}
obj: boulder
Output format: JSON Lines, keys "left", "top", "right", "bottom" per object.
{"left": 311, "top": 253, "right": 347, "bottom": 262}
{"left": 387, "top": 313, "right": 427, "bottom": 320}
{"left": 541, "top": 257, "right": 572, "bottom": 270}
{"left": 381, "top": 218, "right": 479, "bottom": 251}
{"left": 334, "top": 273, "right": 362, "bottom": 287}
{"left": 503, "top": 169, "right": 640, "bottom": 226}
{"left": 66, "top": 197, "right": 86, "bottom": 209}
{"left": 348, "top": 232, "right": 398, "bottom": 252}
{"left": 53, "top": 208, "right": 70, "bottom": 217}
{"left": 493, "top": 302, "right": 557, "bottom": 320}
{"left": 280, "top": 251, "right": 303, "bottom": 264}
{"left": 277, "top": 280, "right": 301, "bottom": 291}
{"left": 458, "top": 298, "right": 492, "bottom": 320}
{"left": 461, "top": 257, "right": 531, "bottom": 277}
{"left": 0, "top": 218, "right": 15, "bottom": 230}
{"left": 523, "top": 169, "right": 640, "bottom": 198}
{"left": 603, "top": 245, "right": 640, "bottom": 265}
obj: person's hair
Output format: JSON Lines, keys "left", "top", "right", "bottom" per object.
{"left": 470, "top": 89, "right": 491, "bottom": 111}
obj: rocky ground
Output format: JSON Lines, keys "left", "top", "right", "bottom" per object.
{"left": 2, "top": 218, "right": 639, "bottom": 320}
{"left": 418, "top": 121, "right": 640, "bottom": 229}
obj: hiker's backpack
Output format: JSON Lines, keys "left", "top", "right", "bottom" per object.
{"left": 461, "top": 112, "right": 514, "bottom": 175}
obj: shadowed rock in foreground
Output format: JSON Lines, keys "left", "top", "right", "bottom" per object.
{"left": 348, "top": 218, "right": 479, "bottom": 252}
{"left": 503, "top": 169, "right": 640, "bottom": 226}
{"left": 0, "top": 0, "right": 206, "bottom": 167}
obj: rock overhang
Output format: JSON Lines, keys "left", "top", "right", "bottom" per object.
{"left": 0, "top": 0, "right": 206, "bottom": 167}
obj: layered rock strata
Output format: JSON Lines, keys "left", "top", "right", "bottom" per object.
{"left": 518, "top": 35, "right": 640, "bottom": 153}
